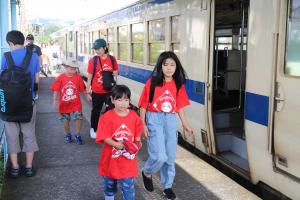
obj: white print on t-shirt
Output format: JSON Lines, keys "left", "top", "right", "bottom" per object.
{"left": 61, "top": 81, "right": 78, "bottom": 101}
{"left": 102, "top": 63, "right": 112, "bottom": 71}
{"left": 96, "top": 71, "right": 103, "bottom": 84}
{"left": 153, "top": 90, "right": 176, "bottom": 112}
{"left": 111, "top": 124, "right": 135, "bottom": 160}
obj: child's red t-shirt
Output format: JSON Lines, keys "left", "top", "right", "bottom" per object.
{"left": 87, "top": 55, "right": 118, "bottom": 94}
{"left": 138, "top": 79, "right": 190, "bottom": 113}
{"left": 96, "top": 109, "right": 143, "bottom": 179}
{"left": 51, "top": 73, "right": 86, "bottom": 113}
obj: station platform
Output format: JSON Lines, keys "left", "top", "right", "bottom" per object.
{"left": 0, "top": 76, "right": 260, "bottom": 200}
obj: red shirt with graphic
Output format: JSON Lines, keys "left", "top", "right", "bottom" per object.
{"left": 51, "top": 73, "right": 86, "bottom": 113}
{"left": 138, "top": 79, "right": 190, "bottom": 113}
{"left": 96, "top": 110, "right": 143, "bottom": 179}
{"left": 87, "top": 55, "right": 118, "bottom": 94}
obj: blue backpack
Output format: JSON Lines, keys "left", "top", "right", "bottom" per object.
{"left": 0, "top": 50, "right": 33, "bottom": 122}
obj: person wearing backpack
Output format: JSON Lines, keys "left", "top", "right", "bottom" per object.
{"left": 0, "top": 30, "right": 40, "bottom": 178}
{"left": 86, "top": 39, "right": 118, "bottom": 139}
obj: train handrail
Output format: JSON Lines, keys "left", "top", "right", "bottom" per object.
{"left": 0, "top": 120, "right": 8, "bottom": 171}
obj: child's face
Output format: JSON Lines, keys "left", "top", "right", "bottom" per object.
{"left": 94, "top": 47, "right": 105, "bottom": 55}
{"left": 162, "top": 58, "right": 176, "bottom": 79}
{"left": 65, "top": 66, "right": 77, "bottom": 75}
{"left": 112, "top": 96, "right": 130, "bottom": 113}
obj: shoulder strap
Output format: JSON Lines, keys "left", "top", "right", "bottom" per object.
{"left": 21, "top": 50, "right": 33, "bottom": 71}
{"left": 108, "top": 54, "right": 114, "bottom": 66}
{"left": 91, "top": 56, "right": 98, "bottom": 84}
{"left": 4, "top": 52, "right": 15, "bottom": 70}
{"left": 149, "top": 78, "right": 156, "bottom": 103}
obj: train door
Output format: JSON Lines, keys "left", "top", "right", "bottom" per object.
{"left": 208, "top": 0, "right": 249, "bottom": 176}
{"left": 272, "top": 0, "right": 300, "bottom": 181}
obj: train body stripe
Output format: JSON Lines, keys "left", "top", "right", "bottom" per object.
{"left": 245, "top": 92, "right": 269, "bottom": 126}
{"left": 118, "top": 64, "right": 206, "bottom": 105}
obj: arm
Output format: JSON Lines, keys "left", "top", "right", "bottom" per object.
{"left": 178, "top": 108, "right": 194, "bottom": 134}
{"left": 85, "top": 73, "right": 93, "bottom": 102}
{"left": 140, "top": 108, "right": 149, "bottom": 138}
{"left": 53, "top": 91, "right": 58, "bottom": 108}
{"left": 104, "top": 138, "right": 124, "bottom": 150}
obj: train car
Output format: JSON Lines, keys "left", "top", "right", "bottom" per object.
{"left": 51, "top": 0, "right": 300, "bottom": 199}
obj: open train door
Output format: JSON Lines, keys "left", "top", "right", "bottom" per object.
{"left": 272, "top": 0, "right": 300, "bottom": 181}
{"left": 207, "top": 0, "right": 250, "bottom": 177}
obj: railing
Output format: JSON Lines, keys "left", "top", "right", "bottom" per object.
{"left": 0, "top": 120, "right": 8, "bottom": 179}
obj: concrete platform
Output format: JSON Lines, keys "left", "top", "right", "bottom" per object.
{"left": 0, "top": 76, "right": 260, "bottom": 200}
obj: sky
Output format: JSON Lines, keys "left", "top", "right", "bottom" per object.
{"left": 25, "top": 0, "right": 138, "bottom": 21}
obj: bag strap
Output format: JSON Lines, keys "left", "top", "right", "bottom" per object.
{"left": 21, "top": 50, "right": 33, "bottom": 71}
{"left": 149, "top": 78, "right": 156, "bottom": 103}
{"left": 108, "top": 54, "right": 114, "bottom": 67}
{"left": 4, "top": 52, "right": 15, "bottom": 70}
{"left": 91, "top": 56, "right": 98, "bottom": 84}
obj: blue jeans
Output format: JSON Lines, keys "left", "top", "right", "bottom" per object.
{"left": 144, "top": 112, "right": 178, "bottom": 189}
{"left": 102, "top": 176, "right": 135, "bottom": 200}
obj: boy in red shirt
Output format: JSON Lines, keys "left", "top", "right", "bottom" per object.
{"left": 51, "top": 60, "right": 90, "bottom": 145}
{"left": 96, "top": 85, "right": 142, "bottom": 200}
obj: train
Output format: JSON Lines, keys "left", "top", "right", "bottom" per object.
{"left": 51, "top": 0, "right": 300, "bottom": 199}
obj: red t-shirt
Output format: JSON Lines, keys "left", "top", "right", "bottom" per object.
{"left": 96, "top": 110, "right": 143, "bottom": 179}
{"left": 138, "top": 79, "right": 190, "bottom": 112}
{"left": 87, "top": 55, "right": 118, "bottom": 94}
{"left": 51, "top": 73, "right": 86, "bottom": 113}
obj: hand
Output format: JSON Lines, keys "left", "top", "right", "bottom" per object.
{"left": 143, "top": 125, "right": 149, "bottom": 139}
{"left": 86, "top": 93, "right": 92, "bottom": 102}
{"left": 183, "top": 124, "right": 194, "bottom": 135}
{"left": 115, "top": 141, "right": 124, "bottom": 150}
{"left": 52, "top": 100, "right": 57, "bottom": 109}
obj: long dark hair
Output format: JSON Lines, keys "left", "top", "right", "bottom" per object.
{"left": 151, "top": 51, "right": 187, "bottom": 91}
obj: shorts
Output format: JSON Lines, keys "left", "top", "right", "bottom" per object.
{"left": 59, "top": 111, "right": 83, "bottom": 122}
{"left": 4, "top": 104, "right": 39, "bottom": 154}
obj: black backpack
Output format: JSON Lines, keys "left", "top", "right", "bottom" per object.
{"left": 0, "top": 50, "right": 33, "bottom": 122}
{"left": 92, "top": 55, "right": 116, "bottom": 91}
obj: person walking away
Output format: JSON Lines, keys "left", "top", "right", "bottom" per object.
{"left": 51, "top": 60, "right": 90, "bottom": 145}
{"left": 25, "top": 34, "right": 42, "bottom": 99}
{"left": 0, "top": 30, "right": 40, "bottom": 177}
{"left": 41, "top": 43, "right": 51, "bottom": 75}
{"left": 138, "top": 51, "right": 194, "bottom": 200}
{"left": 86, "top": 38, "right": 118, "bottom": 139}
{"left": 96, "top": 85, "right": 142, "bottom": 200}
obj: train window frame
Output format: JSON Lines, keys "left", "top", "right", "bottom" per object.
{"left": 284, "top": 0, "right": 300, "bottom": 77}
{"left": 69, "top": 31, "right": 73, "bottom": 42}
{"left": 171, "top": 15, "right": 180, "bottom": 57}
{"left": 84, "top": 32, "right": 88, "bottom": 54}
{"left": 148, "top": 18, "right": 166, "bottom": 66}
{"left": 108, "top": 28, "right": 116, "bottom": 56}
{"left": 131, "top": 22, "right": 144, "bottom": 64}
{"left": 118, "top": 25, "right": 128, "bottom": 61}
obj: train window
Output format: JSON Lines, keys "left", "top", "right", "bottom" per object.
{"left": 118, "top": 26, "right": 128, "bottom": 61}
{"left": 131, "top": 23, "right": 144, "bottom": 63}
{"left": 80, "top": 33, "right": 83, "bottom": 54}
{"left": 215, "top": 37, "right": 232, "bottom": 50}
{"left": 285, "top": 0, "right": 300, "bottom": 76}
{"left": 93, "top": 31, "right": 98, "bottom": 41}
{"left": 69, "top": 31, "right": 73, "bottom": 42}
{"left": 100, "top": 29, "right": 108, "bottom": 40}
{"left": 108, "top": 28, "right": 116, "bottom": 56}
{"left": 171, "top": 16, "right": 180, "bottom": 57}
{"left": 89, "top": 32, "right": 93, "bottom": 55}
{"left": 149, "top": 19, "right": 166, "bottom": 65}
{"left": 84, "top": 32, "right": 88, "bottom": 54}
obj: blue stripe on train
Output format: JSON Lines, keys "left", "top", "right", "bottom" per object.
{"left": 118, "top": 64, "right": 205, "bottom": 105}
{"left": 245, "top": 92, "right": 269, "bottom": 126}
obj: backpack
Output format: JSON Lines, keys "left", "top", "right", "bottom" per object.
{"left": 92, "top": 55, "right": 116, "bottom": 91}
{"left": 0, "top": 50, "right": 33, "bottom": 122}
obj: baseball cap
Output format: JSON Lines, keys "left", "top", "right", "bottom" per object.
{"left": 26, "top": 34, "right": 34, "bottom": 40}
{"left": 63, "top": 60, "right": 78, "bottom": 68}
{"left": 92, "top": 38, "right": 106, "bottom": 49}
{"left": 123, "top": 140, "right": 142, "bottom": 155}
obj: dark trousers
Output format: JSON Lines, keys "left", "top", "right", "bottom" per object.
{"left": 91, "top": 92, "right": 113, "bottom": 131}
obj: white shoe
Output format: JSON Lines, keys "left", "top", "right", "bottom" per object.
{"left": 90, "top": 128, "right": 96, "bottom": 139}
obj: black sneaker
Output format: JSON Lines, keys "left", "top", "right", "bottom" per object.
{"left": 9, "top": 167, "right": 20, "bottom": 178}
{"left": 24, "top": 167, "right": 36, "bottom": 177}
{"left": 163, "top": 188, "right": 176, "bottom": 200}
{"left": 142, "top": 171, "right": 154, "bottom": 192}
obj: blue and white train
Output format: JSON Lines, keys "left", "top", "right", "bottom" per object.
{"left": 51, "top": 0, "right": 300, "bottom": 199}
